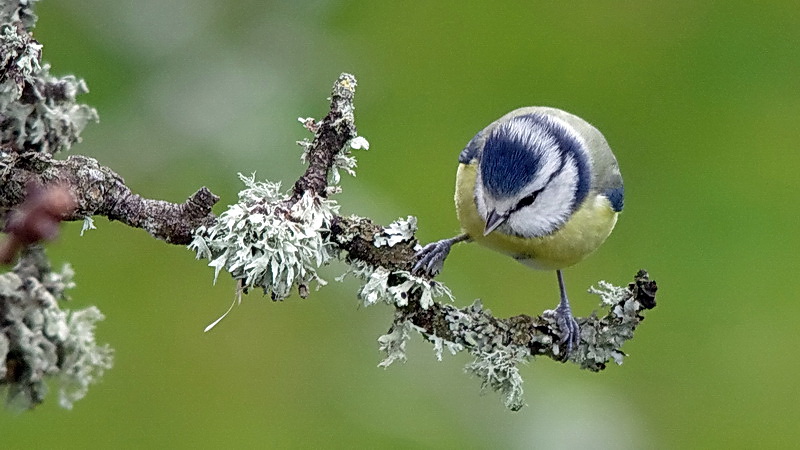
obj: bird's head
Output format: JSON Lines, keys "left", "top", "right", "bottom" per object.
{"left": 475, "top": 113, "right": 591, "bottom": 238}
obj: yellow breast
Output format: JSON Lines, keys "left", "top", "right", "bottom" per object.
{"left": 455, "top": 163, "right": 618, "bottom": 270}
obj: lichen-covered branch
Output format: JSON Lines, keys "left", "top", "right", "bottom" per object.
{"left": 0, "top": 1, "right": 219, "bottom": 246}
{"left": 330, "top": 213, "right": 657, "bottom": 410}
{"left": 290, "top": 74, "right": 357, "bottom": 202}
{"left": 189, "top": 73, "right": 364, "bottom": 301}
{"left": 2, "top": 0, "right": 659, "bottom": 411}
{"left": 331, "top": 215, "right": 657, "bottom": 371}
{"left": 0, "top": 15, "right": 97, "bottom": 155}
{"left": 1, "top": 152, "right": 219, "bottom": 244}
{"left": 330, "top": 215, "right": 418, "bottom": 271}
{"left": 191, "top": 73, "right": 659, "bottom": 411}
{"left": 0, "top": 246, "right": 113, "bottom": 410}
{"left": 0, "top": 0, "right": 215, "bottom": 410}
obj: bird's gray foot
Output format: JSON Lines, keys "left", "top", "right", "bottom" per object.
{"left": 412, "top": 234, "right": 468, "bottom": 276}
{"left": 554, "top": 302, "right": 581, "bottom": 357}
{"left": 553, "top": 269, "right": 581, "bottom": 358}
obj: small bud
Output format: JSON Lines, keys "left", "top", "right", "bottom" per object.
{"left": 1, "top": 182, "right": 76, "bottom": 264}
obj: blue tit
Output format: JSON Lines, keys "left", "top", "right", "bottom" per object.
{"left": 413, "top": 106, "right": 624, "bottom": 356}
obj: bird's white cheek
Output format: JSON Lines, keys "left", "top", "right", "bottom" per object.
{"left": 506, "top": 204, "right": 559, "bottom": 237}
{"left": 535, "top": 188, "right": 572, "bottom": 221}
{"left": 506, "top": 185, "right": 576, "bottom": 238}
{"left": 474, "top": 180, "right": 488, "bottom": 220}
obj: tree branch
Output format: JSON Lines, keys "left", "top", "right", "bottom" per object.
{"left": 1, "top": 152, "right": 219, "bottom": 244}
{"left": 182, "top": 72, "right": 659, "bottom": 410}
{"left": 329, "top": 210, "right": 657, "bottom": 410}
{"left": 0, "top": 0, "right": 659, "bottom": 410}
{"left": 290, "top": 74, "right": 357, "bottom": 202}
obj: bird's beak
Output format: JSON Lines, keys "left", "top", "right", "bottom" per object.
{"left": 483, "top": 210, "right": 507, "bottom": 236}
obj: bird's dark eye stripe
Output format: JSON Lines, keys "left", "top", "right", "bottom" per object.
{"left": 513, "top": 152, "right": 567, "bottom": 212}
{"left": 514, "top": 191, "right": 540, "bottom": 211}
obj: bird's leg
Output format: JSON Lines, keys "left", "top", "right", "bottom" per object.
{"left": 412, "top": 234, "right": 470, "bottom": 277}
{"left": 554, "top": 269, "right": 581, "bottom": 357}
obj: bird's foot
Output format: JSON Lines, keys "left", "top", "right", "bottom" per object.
{"left": 412, "top": 236, "right": 465, "bottom": 276}
{"left": 553, "top": 303, "right": 581, "bottom": 359}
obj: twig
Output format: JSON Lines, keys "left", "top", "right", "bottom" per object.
{"left": 1, "top": 152, "right": 218, "bottom": 244}
{"left": 289, "top": 73, "right": 357, "bottom": 202}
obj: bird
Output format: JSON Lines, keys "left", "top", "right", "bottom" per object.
{"left": 413, "top": 106, "right": 624, "bottom": 357}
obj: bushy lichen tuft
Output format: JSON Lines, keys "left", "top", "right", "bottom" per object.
{"left": 0, "top": 23, "right": 41, "bottom": 109}
{"left": 343, "top": 261, "right": 452, "bottom": 309}
{"left": 0, "top": 7, "right": 98, "bottom": 155}
{"left": 377, "top": 319, "right": 421, "bottom": 368}
{"left": 56, "top": 306, "right": 113, "bottom": 409}
{"left": 574, "top": 281, "right": 646, "bottom": 370}
{"left": 190, "top": 173, "right": 339, "bottom": 302}
{"left": 373, "top": 215, "right": 416, "bottom": 248}
{"left": 0, "top": 0, "right": 41, "bottom": 30}
{"left": 588, "top": 280, "right": 631, "bottom": 307}
{"left": 465, "top": 347, "right": 528, "bottom": 411}
{"left": 438, "top": 300, "right": 531, "bottom": 410}
{"left": 429, "top": 333, "right": 464, "bottom": 362}
{"left": 0, "top": 61, "right": 98, "bottom": 154}
{"left": 193, "top": 107, "right": 369, "bottom": 327}
{"left": 0, "top": 248, "right": 113, "bottom": 410}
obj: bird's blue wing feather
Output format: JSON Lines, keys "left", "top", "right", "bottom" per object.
{"left": 604, "top": 186, "right": 624, "bottom": 212}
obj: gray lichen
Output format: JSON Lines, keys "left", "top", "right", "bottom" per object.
{"left": 373, "top": 215, "right": 416, "bottom": 248}
{"left": 190, "top": 173, "right": 339, "bottom": 302}
{"left": 0, "top": 4, "right": 97, "bottom": 154}
{"left": 0, "top": 1, "right": 110, "bottom": 411}
{"left": 299, "top": 126, "right": 370, "bottom": 186}
{"left": 465, "top": 347, "right": 528, "bottom": 410}
{"left": 377, "top": 318, "right": 421, "bottom": 368}
{"left": 355, "top": 263, "right": 453, "bottom": 309}
{"left": 0, "top": 23, "right": 41, "bottom": 109}
{"left": 0, "top": 247, "right": 113, "bottom": 410}
{"left": 0, "top": 0, "right": 40, "bottom": 30}
{"left": 338, "top": 215, "right": 453, "bottom": 310}
{"left": 372, "top": 275, "right": 655, "bottom": 411}
{"left": 577, "top": 280, "right": 645, "bottom": 369}
{"left": 191, "top": 87, "right": 369, "bottom": 326}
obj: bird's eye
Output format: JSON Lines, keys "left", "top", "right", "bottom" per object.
{"left": 515, "top": 191, "right": 539, "bottom": 211}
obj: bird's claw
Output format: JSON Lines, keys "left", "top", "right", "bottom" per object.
{"left": 412, "top": 239, "right": 453, "bottom": 277}
{"left": 554, "top": 303, "right": 581, "bottom": 358}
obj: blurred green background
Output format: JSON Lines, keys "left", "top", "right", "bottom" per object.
{"left": 4, "top": 0, "right": 800, "bottom": 448}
